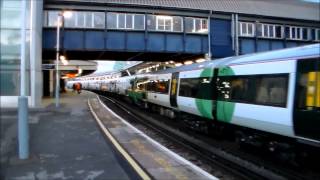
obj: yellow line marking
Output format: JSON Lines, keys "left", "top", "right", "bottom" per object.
{"left": 88, "top": 99, "right": 151, "bottom": 180}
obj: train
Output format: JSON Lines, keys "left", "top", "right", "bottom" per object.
{"left": 67, "top": 43, "right": 320, "bottom": 154}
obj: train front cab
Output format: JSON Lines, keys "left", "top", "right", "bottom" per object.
{"left": 294, "top": 57, "right": 320, "bottom": 144}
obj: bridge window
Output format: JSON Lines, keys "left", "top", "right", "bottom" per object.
{"left": 185, "top": 17, "right": 208, "bottom": 34}
{"left": 147, "top": 15, "right": 182, "bottom": 32}
{"left": 239, "top": 22, "right": 255, "bottom": 37}
{"left": 47, "top": 11, "right": 60, "bottom": 27}
{"left": 256, "top": 23, "right": 283, "bottom": 38}
{"left": 315, "top": 29, "right": 320, "bottom": 41}
{"left": 286, "top": 26, "right": 309, "bottom": 40}
{"left": 46, "top": 10, "right": 105, "bottom": 29}
{"left": 107, "top": 12, "right": 145, "bottom": 30}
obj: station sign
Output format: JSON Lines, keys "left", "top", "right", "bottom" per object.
{"left": 42, "top": 64, "right": 55, "bottom": 70}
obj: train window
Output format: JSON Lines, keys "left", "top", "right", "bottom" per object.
{"left": 255, "top": 76, "right": 288, "bottom": 106}
{"left": 156, "top": 79, "right": 170, "bottom": 94}
{"left": 179, "top": 77, "right": 212, "bottom": 100}
{"left": 296, "top": 58, "right": 320, "bottom": 110}
{"left": 146, "top": 79, "right": 170, "bottom": 94}
{"left": 217, "top": 74, "right": 288, "bottom": 107}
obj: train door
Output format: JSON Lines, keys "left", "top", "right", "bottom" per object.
{"left": 170, "top": 72, "right": 179, "bottom": 107}
{"left": 293, "top": 57, "right": 320, "bottom": 141}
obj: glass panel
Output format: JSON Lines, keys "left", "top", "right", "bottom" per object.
{"left": 195, "top": 19, "right": 201, "bottom": 32}
{"left": 185, "top": 17, "right": 193, "bottom": 33}
{"left": 316, "top": 29, "right": 320, "bottom": 41}
{"left": 201, "top": 19, "right": 208, "bottom": 31}
{"left": 263, "top": 24, "right": 268, "bottom": 37}
{"left": 256, "top": 24, "right": 263, "bottom": 37}
{"left": 275, "top": 26, "right": 282, "bottom": 38}
{"left": 85, "top": 12, "right": 93, "bottom": 28}
{"left": 93, "top": 12, "right": 105, "bottom": 28}
{"left": 179, "top": 78, "right": 212, "bottom": 99}
{"left": 77, "top": 11, "right": 86, "bottom": 28}
{"left": 0, "top": 29, "right": 20, "bottom": 55}
{"left": 164, "top": 18, "right": 172, "bottom": 31}
{"left": 303, "top": 28, "right": 308, "bottom": 40}
{"left": 107, "top": 12, "right": 117, "bottom": 29}
{"left": 256, "top": 76, "right": 287, "bottom": 106}
{"left": 147, "top": 15, "right": 156, "bottom": 30}
{"left": 118, "top": 13, "right": 125, "bottom": 29}
{"left": 292, "top": 27, "right": 296, "bottom": 38}
{"left": 179, "top": 78, "right": 199, "bottom": 98}
{"left": 269, "top": 25, "right": 274, "bottom": 37}
{"left": 297, "top": 27, "right": 301, "bottom": 39}
{"left": 173, "top": 16, "right": 182, "bottom": 32}
{"left": 0, "top": 7, "right": 21, "bottom": 28}
{"left": 248, "top": 23, "right": 253, "bottom": 35}
{"left": 285, "top": 26, "right": 290, "bottom": 38}
{"left": 64, "top": 12, "right": 76, "bottom": 27}
{"left": 241, "top": 23, "right": 247, "bottom": 35}
{"left": 156, "top": 79, "right": 170, "bottom": 94}
{"left": 134, "top": 14, "right": 144, "bottom": 30}
{"left": 126, "top": 14, "right": 133, "bottom": 29}
{"left": 0, "top": 70, "right": 20, "bottom": 96}
{"left": 217, "top": 74, "right": 288, "bottom": 107}
{"left": 48, "top": 11, "right": 59, "bottom": 27}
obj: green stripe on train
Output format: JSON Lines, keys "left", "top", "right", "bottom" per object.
{"left": 196, "top": 99, "right": 213, "bottom": 119}
{"left": 128, "top": 90, "right": 145, "bottom": 104}
{"left": 196, "top": 68, "right": 214, "bottom": 119}
{"left": 217, "top": 67, "right": 235, "bottom": 123}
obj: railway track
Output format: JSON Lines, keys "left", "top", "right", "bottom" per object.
{"left": 98, "top": 93, "right": 317, "bottom": 180}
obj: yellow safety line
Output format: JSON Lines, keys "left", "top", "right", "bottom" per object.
{"left": 87, "top": 99, "right": 151, "bottom": 180}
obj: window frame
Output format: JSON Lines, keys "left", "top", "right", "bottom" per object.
{"left": 239, "top": 22, "right": 255, "bottom": 37}
{"left": 185, "top": 17, "right": 208, "bottom": 34}
{"left": 315, "top": 29, "right": 320, "bottom": 42}
{"left": 257, "top": 23, "right": 283, "bottom": 39}
{"left": 107, "top": 12, "right": 145, "bottom": 30}
{"left": 287, "top": 26, "right": 310, "bottom": 41}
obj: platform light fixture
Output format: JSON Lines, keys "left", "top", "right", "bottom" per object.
{"left": 184, "top": 61, "right": 193, "bottom": 65}
{"left": 59, "top": 55, "right": 68, "bottom": 65}
{"left": 196, "top": 58, "right": 206, "bottom": 63}
{"left": 175, "top": 63, "right": 183, "bottom": 67}
{"left": 55, "top": 10, "right": 73, "bottom": 108}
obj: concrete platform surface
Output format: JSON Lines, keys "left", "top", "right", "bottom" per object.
{"left": 0, "top": 91, "right": 140, "bottom": 180}
{"left": 89, "top": 96, "right": 218, "bottom": 180}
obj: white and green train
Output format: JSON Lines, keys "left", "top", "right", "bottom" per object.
{"left": 68, "top": 43, "right": 320, "bottom": 150}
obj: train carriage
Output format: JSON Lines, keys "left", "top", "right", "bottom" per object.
{"left": 68, "top": 43, "right": 320, "bottom": 148}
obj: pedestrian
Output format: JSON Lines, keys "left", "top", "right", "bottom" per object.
{"left": 75, "top": 83, "right": 81, "bottom": 94}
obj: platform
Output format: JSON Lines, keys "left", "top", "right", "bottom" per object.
{"left": 1, "top": 91, "right": 217, "bottom": 180}
{"left": 89, "top": 95, "right": 217, "bottom": 180}
{"left": 0, "top": 91, "right": 140, "bottom": 180}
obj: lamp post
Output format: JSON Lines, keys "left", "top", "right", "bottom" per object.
{"left": 55, "top": 11, "right": 72, "bottom": 108}
{"left": 18, "top": 0, "right": 29, "bottom": 159}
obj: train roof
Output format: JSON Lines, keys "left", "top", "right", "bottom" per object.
{"left": 155, "top": 43, "right": 320, "bottom": 74}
